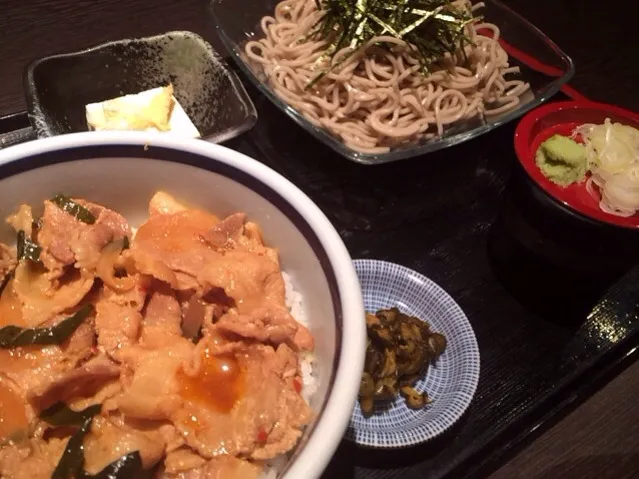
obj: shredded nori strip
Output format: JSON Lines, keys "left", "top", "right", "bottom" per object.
{"left": 306, "top": 0, "right": 478, "bottom": 88}
{"left": 0, "top": 304, "right": 93, "bottom": 349}
{"left": 48, "top": 405, "right": 152, "bottom": 479}
{"left": 40, "top": 402, "right": 102, "bottom": 427}
{"left": 16, "top": 230, "right": 42, "bottom": 264}
{"left": 50, "top": 194, "right": 96, "bottom": 225}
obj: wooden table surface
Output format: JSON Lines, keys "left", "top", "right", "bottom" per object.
{"left": 0, "top": 0, "right": 637, "bottom": 478}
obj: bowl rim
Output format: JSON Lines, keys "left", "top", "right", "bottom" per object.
{"left": 22, "top": 31, "right": 258, "bottom": 144}
{"left": 209, "top": 0, "right": 575, "bottom": 165}
{"left": 347, "top": 258, "right": 480, "bottom": 448}
{"left": 0, "top": 131, "right": 366, "bottom": 479}
{"left": 513, "top": 99, "right": 639, "bottom": 230}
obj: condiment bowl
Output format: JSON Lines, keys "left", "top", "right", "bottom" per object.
{"left": 0, "top": 131, "right": 366, "bottom": 479}
{"left": 514, "top": 100, "right": 639, "bottom": 229}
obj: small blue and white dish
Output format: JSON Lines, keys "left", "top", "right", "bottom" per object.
{"left": 348, "top": 259, "right": 480, "bottom": 448}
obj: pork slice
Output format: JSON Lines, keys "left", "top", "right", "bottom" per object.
{"left": 149, "top": 191, "right": 189, "bottom": 216}
{"left": 197, "top": 250, "right": 286, "bottom": 313}
{"left": 68, "top": 380, "right": 122, "bottom": 413}
{"left": 214, "top": 305, "right": 314, "bottom": 351}
{"left": 37, "top": 199, "right": 130, "bottom": 271}
{"left": 140, "top": 284, "right": 183, "bottom": 348}
{"left": 238, "top": 221, "right": 280, "bottom": 266}
{"left": 201, "top": 213, "right": 247, "bottom": 250}
{"left": 72, "top": 201, "right": 131, "bottom": 271}
{"left": 0, "top": 444, "right": 30, "bottom": 479}
{"left": 0, "top": 376, "right": 35, "bottom": 447}
{"left": 128, "top": 248, "right": 180, "bottom": 289}
{"left": 12, "top": 262, "right": 95, "bottom": 326}
{"left": 175, "top": 272, "right": 200, "bottom": 291}
{"left": 57, "top": 317, "right": 96, "bottom": 371}
{"left": 181, "top": 287, "right": 232, "bottom": 342}
{"left": 0, "top": 277, "right": 23, "bottom": 328}
{"left": 113, "top": 340, "right": 193, "bottom": 420}
{"left": 174, "top": 341, "right": 313, "bottom": 460}
{"left": 29, "top": 355, "right": 120, "bottom": 412}
{"left": 1, "top": 346, "right": 73, "bottom": 395}
{"left": 0, "top": 242, "right": 17, "bottom": 284}
{"left": 5, "top": 204, "right": 34, "bottom": 238}
{"left": 114, "top": 417, "right": 183, "bottom": 453}
{"left": 248, "top": 344, "right": 314, "bottom": 460}
{"left": 37, "top": 201, "right": 77, "bottom": 265}
{"left": 83, "top": 416, "right": 165, "bottom": 474}
{"left": 172, "top": 456, "right": 263, "bottom": 479}
{"left": 164, "top": 447, "right": 207, "bottom": 474}
{"left": 95, "top": 280, "right": 146, "bottom": 356}
{"left": 131, "top": 209, "right": 219, "bottom": 290}
{"left": 0, "top": 437, "right": 67, "bottom": 479}
{"left": 201, "top": 214, "right": 279, "bottom": 266}
{"left": 1, "top": 315, "right": 95, "bottom": 395}
{"left": 180, "top": 296, "right": 206, "bottom": 341}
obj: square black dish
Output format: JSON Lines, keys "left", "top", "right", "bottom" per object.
{"left": 23, "top": 31, "right": 257, "bottom": 143}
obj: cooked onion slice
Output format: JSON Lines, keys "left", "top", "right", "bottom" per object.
{"left": 97, "top": 239, "right": 135, "bottom": 292}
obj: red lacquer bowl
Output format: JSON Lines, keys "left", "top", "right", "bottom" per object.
{"left": 514, "top": 100, "right": 639, "bottom": 229}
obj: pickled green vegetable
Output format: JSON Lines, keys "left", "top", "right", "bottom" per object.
{"left": 50, "top": 194, "right": 96, "bottom": 224}
{"left": 16, "top": 230, "right": 42, "bottom": 264}
{"left": 359, "top": 307, "right": 446, "bottom": 417}
{"left": 0, "top": 304, "right": 93, "bottom": 349}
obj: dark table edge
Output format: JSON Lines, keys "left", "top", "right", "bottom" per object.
{"left": 460, "top": 333, "right": 639, "bottom": 478}
{"left": 1, "top": 109, "right": 638, "bottom": 479}
{"left": 0, "top": 111, "right": 30, "bottom": 132}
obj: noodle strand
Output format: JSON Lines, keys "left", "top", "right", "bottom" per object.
{"left": 245, "top": 0, "right": 530, "bottom": 153}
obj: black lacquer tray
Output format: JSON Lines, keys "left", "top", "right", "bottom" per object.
{"left": 1, "top": 89, "right": 637, "bottom": 479}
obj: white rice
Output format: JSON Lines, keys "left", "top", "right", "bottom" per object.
{"left": 282, "top": 271, "right": 319, "bottom": 403}
{"left": 261, "top": 272, "right": 318, "bottom": 478}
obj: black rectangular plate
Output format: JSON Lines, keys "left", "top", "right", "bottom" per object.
{"left": 1, "top": 88, "right": 637, "bottom": 479}
{"left": 22, "top": 31, "right": 256, "bottom": 144}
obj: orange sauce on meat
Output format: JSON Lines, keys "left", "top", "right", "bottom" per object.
{"left": 0, "top": 347, "right": 41, "bottom": 374}
{"left": 0, "top": 279, "right": 58, "bottom": 375}
{"left": 0, "top": 379, "right": 28, "bottom": 444}
{"left": 135, "top": 210, "right": 218, "bottom": 253}
{"left": 177, "top": 350, "right": 244, "bottom": 413}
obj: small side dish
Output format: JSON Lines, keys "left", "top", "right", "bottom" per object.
{"left": 348, "top": 259, "right": 479, "bottom": 448}
{"left": 86, "top": 85, "right": 201, "bottom": 138}
{"left": 359, "top": 307, "right": 446, "bottom": 417}
{"left": 535, "top": 119, "right": 639, "bottom": 217}
{"left": 0, "top": 191, "right": 316, "bottom": 479}
{"left": 25, "top": 32, "right": 258, "bottom": 144}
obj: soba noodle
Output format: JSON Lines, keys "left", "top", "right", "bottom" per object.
{"left": 245, "top": 0, "right": 530, "bottom": 154}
